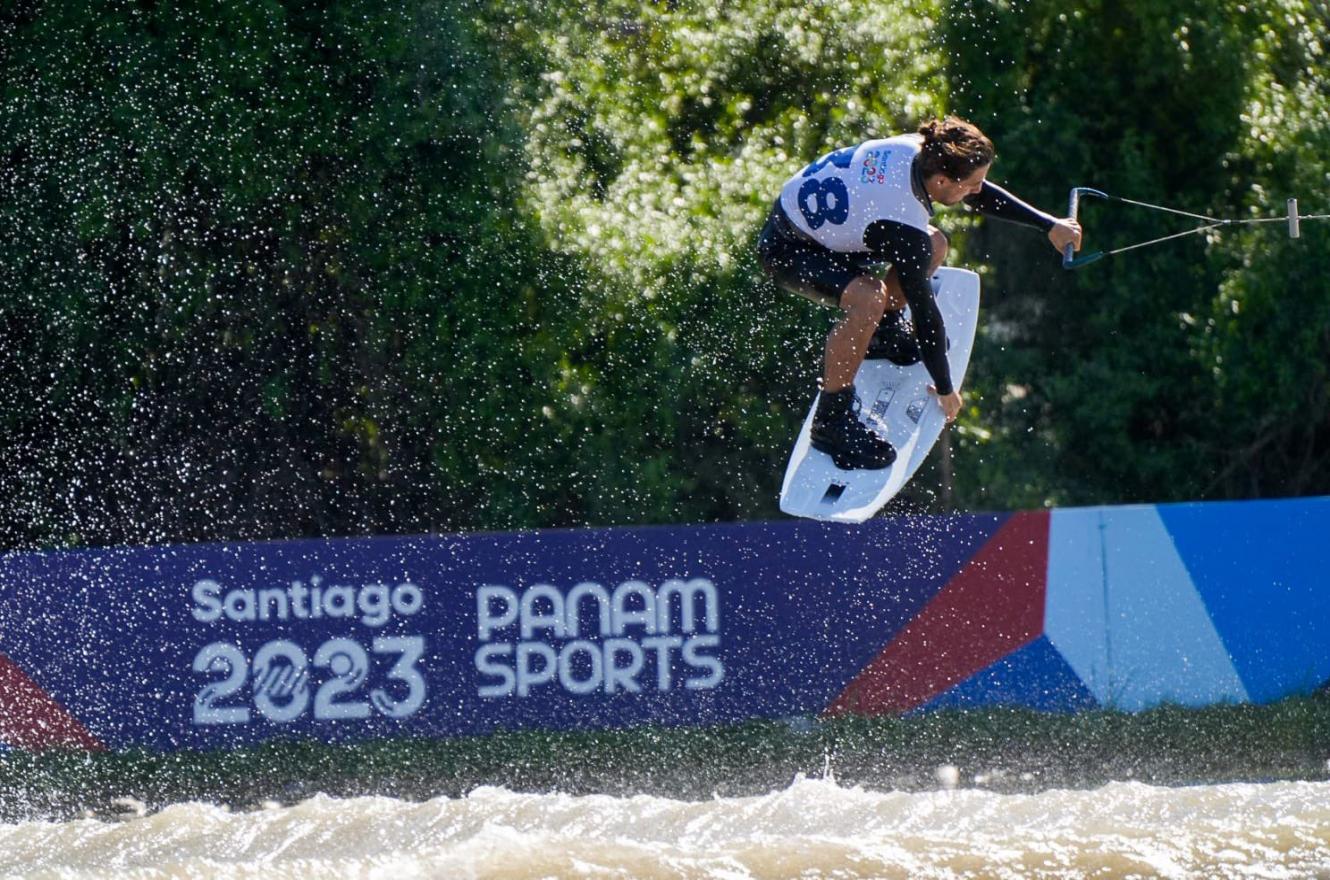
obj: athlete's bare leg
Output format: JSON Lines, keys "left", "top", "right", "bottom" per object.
{"left": 823, "top": 226, "right": 949, "bottom": 392}
{"left": 823, "top": 276, "right": 888, "bottom": 393}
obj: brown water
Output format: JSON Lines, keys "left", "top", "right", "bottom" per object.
{"left": 1, "top": 777, "right": 1328, "bottom": 879}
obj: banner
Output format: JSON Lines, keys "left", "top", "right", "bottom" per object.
{"left": 1, "top": 497, "right": 1326, "bottom": 751}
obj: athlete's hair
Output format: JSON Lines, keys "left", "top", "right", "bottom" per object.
{"left": 916, "top": 116, "right": 995, "bottom": 180}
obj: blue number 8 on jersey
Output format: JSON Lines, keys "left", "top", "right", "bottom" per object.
{"left": 797, "top": 177, "right": 850, "bottom": 229}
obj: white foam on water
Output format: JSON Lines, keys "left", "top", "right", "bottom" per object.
{"left": 1, "top": 777, "right": 1328, "bottom": 879}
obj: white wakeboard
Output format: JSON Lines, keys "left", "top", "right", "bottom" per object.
{"left": 779, "top": 267, "right": 981, "bottom": 523}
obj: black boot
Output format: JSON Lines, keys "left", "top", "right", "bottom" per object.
{"left": 864, "top": 308, "right": 922, "bottom": 366}
{"left": 810, "top": 386, "right": 897, "bottom": 470}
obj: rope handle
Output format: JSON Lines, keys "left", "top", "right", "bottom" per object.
{"left": 1063, "top": 188, "right": 1107, "bottom": 269}
{"left": 1061, "top": 187, "right": 1325, "bottom": 270}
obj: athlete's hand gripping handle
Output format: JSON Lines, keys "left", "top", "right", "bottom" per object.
{"left": 1063, "top": 188, "right": 1081, "bottom": 268}
{"left": 1062, "top": 187, "right": 1107, "bottom": 269}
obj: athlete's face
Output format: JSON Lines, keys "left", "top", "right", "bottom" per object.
{"left": 928, "top": 163, "right": 990, "bottom": 205}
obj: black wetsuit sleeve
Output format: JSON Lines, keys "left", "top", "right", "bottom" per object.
{"left": 863, "top": 220, "right": 954, "bottom": 396}
{"left": 964, "top": 181, "right": 1057, "bottom": 231}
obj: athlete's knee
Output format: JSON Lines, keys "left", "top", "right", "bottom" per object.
{"left": 928, "top": 226, "right": 949, "bottom": 268}
{"left": 840, "top": 276, "right": 889, "bottom": 317}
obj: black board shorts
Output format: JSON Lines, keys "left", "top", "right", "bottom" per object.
{"left": 756, "top": 200, "right": 882, "bottom": 308}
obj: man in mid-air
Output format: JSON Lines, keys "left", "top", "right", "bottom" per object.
{"left": 758, "top": 116, "right": 1082, "bottom": 469}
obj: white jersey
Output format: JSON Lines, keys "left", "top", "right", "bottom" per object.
{"left": 777, "top": 134, "right": 931, "bottom": 253}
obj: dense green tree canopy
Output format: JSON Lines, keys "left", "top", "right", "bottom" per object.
{"left": 1, "top": 0, "right": 1325, "bottom": 548}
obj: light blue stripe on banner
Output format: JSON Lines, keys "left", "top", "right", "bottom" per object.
{"left": 1158, "top": 497, "right": 1330, "bottom": 702}
{"left": 1046, "top": 505, "right": 1247, "bottom": 711}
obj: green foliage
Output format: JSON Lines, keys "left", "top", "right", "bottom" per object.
{"left": 942, "top": 0, "right": 1328, "bottom": 508}
{"left": 1197, "top": 0, "right": 1330, "bottom": 496}
{"left": 1, "top": 0, "right": 1326, "bottom": 546}
{"left": 504, "top": 0, "right": 944, "bottom": 288}
{"left": 0, "top": 0, "right": 592, "bottom": 543}
{"left": 483, "top": 0, "right": 949, "bottom": 523}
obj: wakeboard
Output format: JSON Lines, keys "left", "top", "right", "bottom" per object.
{"left": 779, "top": 267, "right": 981, "bottom": 523}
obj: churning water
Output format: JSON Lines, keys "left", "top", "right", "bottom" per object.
{"left": 1, "top": 776, "right": 1327, "bottom": 879}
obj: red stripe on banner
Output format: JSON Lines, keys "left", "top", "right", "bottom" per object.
{"left": 0, "top": 652, "right": 105, "bottom": 751}
{"left": 825, "top": 510, "right": 1051, "bottom": 716}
